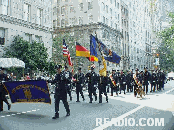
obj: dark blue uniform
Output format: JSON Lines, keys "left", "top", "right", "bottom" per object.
{"left": 64, "top": 70, "right": 72, "bottom": 101}
{"left": 85, "top": 71, "right": 98, "bottom": 103}
{"left": 150, "top": 71, "right": 157, "bottom": 92}
{"left": 50, "top": 71, "right": 70, "bottom": 119}
{"left": 119, "top": 73, "right": 126, "bottom": 94}
{"left": 143, "top": 71, "right": 151, "bottom": 94}
{"left": 98, "top": 76, "right": 108, "bottom": 103}
{"left": 73, "top": 72, "right": 85, "bottom": 102}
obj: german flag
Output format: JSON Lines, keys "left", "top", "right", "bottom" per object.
{"left": 76, "top": 42, "right": 98, "bottom": 61}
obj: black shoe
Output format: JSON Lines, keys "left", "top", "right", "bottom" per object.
{"left": 119, "top": 93, "right": 121, "bottom": 94}
{"left": 66, "top": 112, "right": 70, "bottom": 116}
{"left": 99, "top": 101, "right": 102, "bottom": 103}
{"left": 83, "top": 98, "right": 85, "bottom": 101}
{"left": 70, "top": 97, "right": 72, "bottom": 101}
{"left": 124, "top": 92, "right": 126, "bottom": 94}
{"left": 76, "top": 101, "right": 80, "bottom": 102}
{"left": 106, "top": 100, "right": 108, "bottom": 103}
{"left": 52, "top": 113, "right": 59, "bottom": 119}
{"left": 8, "top": 104, "right": 11, "bottom": 110}
{"left": 89, "top": 101, "right": 92, "bottom": 103}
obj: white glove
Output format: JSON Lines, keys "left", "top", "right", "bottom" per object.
{"left": 123, "top": 82, "right": 126, "bottom": 84}
{"left": 65, "top": 74, "right": 69, "bottom": 79}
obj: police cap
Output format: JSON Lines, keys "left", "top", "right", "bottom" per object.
{"left": 78, "top": 67, "right": 81, "bottom": 70}
{"left": 65, "top": 66, "right": 68, "bottom": 69}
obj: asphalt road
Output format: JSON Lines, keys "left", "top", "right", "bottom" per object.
{"left": 0, "top": 80, "right": 174, "bottom": 130}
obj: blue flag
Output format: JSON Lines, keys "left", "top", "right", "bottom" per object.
{"left": 98, "top": 40, "right": 121, "bottom": 64}
{"left": 4, "top": 80, "right": 51, "bottom": 104}
{"left": 90, "top": 35, "right": 98, "bottom": 61}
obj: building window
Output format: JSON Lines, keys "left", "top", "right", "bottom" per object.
{"left": 2, "top": 0, "right": 11, "bottom": 15}
{"left": 106, "top": 5, "right": 108, "bottom": 13}
{"left": 89, "top": 15, "right": 93, "bottom": 23}
{"left": 35, "top": 35, "right": 42, "bottom": 43}
{"left": 117, "top": 2, "right": 119, "bottom": 9}
{"left": 61, "top": 19, "right": 65, "bottom": 27}
{"left": 103, "top": 16, "right": 105, "bottom": 23}
{"left": 102, "top": 2, "right": 105, "bottom": 11}
{"left": 37, "top": 8, "right": 43, "bottom": 25}
{"left": 106, "top": 18, "right": 108, "bottom": 25}
{"left": 115, "top": 0, "right": 116, "bottom": 7}
{"left": 79, "top": 3, "right": 83, "bottom": 11}
{"left": 88, "top": 2, "right": 93, "bottom": 10}
{"left": 110, "top": 0, "right": 112, "bottom": 4}
{"left": 118, "top": 14, "right": 119, "bottom": 20}
{"left": 125, "top": 31, "right": 126, "bottom": 40}
{"left": 111, "top": 21, "right": 112, "bottom": 27}
{"left": 110, "top": 8, "right": 112, "bottom": 15}
{"left": 25, "top": 33, "right": 32, "bottom": 43}
{"left": 65, "top": 18, "right": 68, "bottom": 26}
{"left": 0, "top": 28, "right": 5, "bottom": 45}
{"left": 61, "top": 6, "right": 65, "bottom": 14}
{"left": 70, "top": 5, "right": 74, "bottom": 13}
{"left": 79, "top": 17, "right": 83, "bottom": 24}
{"left": 24, "top": 3, "right": 31, "bottom": 22}
{"left": 53, "top": 20, "right": 56, "bottom": 28}
{"left": 115, "top": 24, "right": 117, "bottom": 29}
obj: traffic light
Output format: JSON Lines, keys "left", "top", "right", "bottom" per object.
{"left": 156, "top": 53, "right": 159, "bottom": 57}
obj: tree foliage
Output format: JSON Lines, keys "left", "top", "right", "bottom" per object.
{"left": 157, "top": 12, "right": 174, "bottom": 72}
{"left": 52, "top": 33, "right": 91, "bottom": 72}
{"left": 3, "top": 35, "right": 56, "bottom": 78}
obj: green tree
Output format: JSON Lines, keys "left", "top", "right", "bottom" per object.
{"left": 52, "top": 33, "right": 91, "bottom": 72}
{"left": 157, "top": 12, "right": 174, "bottom": 72}
{"left": 3, "top": 35, "right": 55, "bottom": 78}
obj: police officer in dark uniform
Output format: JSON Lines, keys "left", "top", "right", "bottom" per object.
{"left": 85, "top": 66, "right": 97, "bottom": 103}
{"left": 157, "top": 69, "right": 166, "bottom": 91}
{"left": 109, "top": 69, "right": 118, "bottom": 96}
{"left": 126, "top": 70, "right": 132, "bottom": 92}
{"left": 106, "top": 71, "right": 110, "bottom": 93}
{"left": 150, "top": 70, "right": 157, "bottom": 92}
{"left": 73, "top": 67, "right": 85, "bottom": 102}
{"left": 49, "top": 65, "right": 70, "bottom": 119}
{"left": 116, "top": 70, "right": 120, "bottom": 93}
{"left": 64, "top": 66, "right": 72, "bottom": 101}
{"left": 133, "top": 68, "right": 142, "bottom": 97}
{"left": 119, "top": 70, "right": 126, "bottom": 94}
{"left": 98, "top": 75, "right": 108, "bottom": 103}
{"left": 143, "top": 67, "right": 151, "bottom": 94}
{"left": 0, "top": 68, "right": 11, "bottom": 111}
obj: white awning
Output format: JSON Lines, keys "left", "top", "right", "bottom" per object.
{"left": 0, "top": 58, "right": 25, "bottom": 68}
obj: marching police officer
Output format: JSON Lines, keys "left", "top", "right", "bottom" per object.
{"left": 49, "top": 65, "right": 70, "bottom": 119}
{"left": 150, "top": 70, "right": 157, "bottom": 92}
{"left": 119, "top": 70, "right": 126, "bottom": 94}
{"left": 143, "top": 67, "right": 151, "bottom": 94}
{"left": 64, "top": 66, "right": 72, "bottom": 101}
{"left": 109, "top": 69, "right": 118, "bottom": 96}
{"left": 0, "top": 68, "right": 11, "bottom": 111}
{"left": 133, "top": 68, "right": 142, "bottom": 97}
{"left": 126, "top": 70, "right": 132, "bottom": 92}
{"left": 85, "top": 66, "right": 98, "bottom": 103}
{"left": 73, "top": 67, "right": 85, "bottom": 102}
{"left": 157, "top": 69, "right": 166, "bottom": 91}
{"left": 98, "top": 75, "right": 108, "bottom": 103}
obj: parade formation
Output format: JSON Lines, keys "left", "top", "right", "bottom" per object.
{"left": 0, "top": 35, "right": 169, "bottom": 120}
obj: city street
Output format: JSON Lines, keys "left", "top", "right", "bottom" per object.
{"left": 0, "top": 80, "right": 174, "bottom": 130}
